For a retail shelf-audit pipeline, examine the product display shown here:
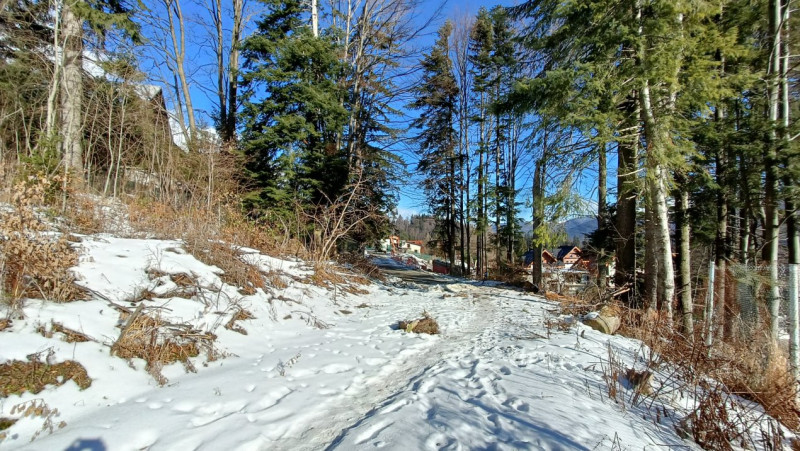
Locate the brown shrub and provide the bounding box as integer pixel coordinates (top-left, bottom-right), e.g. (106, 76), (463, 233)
(63, 194), (105, 234)
(183, 239), (265, 295)
(111, 309), (213, 385)
(612, 300), (800, 445)
(264, 270), (289, 289)
(0, 355), (91, 396)
(335, 252), (385, 282)
(0, 417), (16, 431)
(0, 176), (85, 305)
(398, 312), (439, 335)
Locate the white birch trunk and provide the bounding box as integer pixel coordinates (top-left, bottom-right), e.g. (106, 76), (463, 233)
(61, 0), (83, 174)
(167, 0), (196, 140)
(705, 260), (716, 348)
(765, 0), (782, 343)
(44, 0), (63, 140)
(311, 0), (319, 37)
(789, 264), (799, 399)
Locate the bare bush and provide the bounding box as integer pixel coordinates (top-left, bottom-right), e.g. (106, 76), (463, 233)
(0, 176), (84, 307)
(111, 307), (216, 385)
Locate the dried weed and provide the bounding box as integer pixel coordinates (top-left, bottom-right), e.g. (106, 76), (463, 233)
(398, 311), (439, 335)
(0, 176), (85, 305)
(111, 309), (215, 385)
(37, 321), (90, 343)
(0, 353), (91, 397)
(224, 308), (254, 335)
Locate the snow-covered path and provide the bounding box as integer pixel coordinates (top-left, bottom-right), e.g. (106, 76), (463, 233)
(2, 238), (698, 450)
(329, 286), (690, 450)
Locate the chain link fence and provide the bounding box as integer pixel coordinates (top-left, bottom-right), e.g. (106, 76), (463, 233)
(725, 263), (794, 340)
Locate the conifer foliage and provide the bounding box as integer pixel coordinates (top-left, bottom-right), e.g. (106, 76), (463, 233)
(410, 21), (460, 273)
(240, 0), (348, 214)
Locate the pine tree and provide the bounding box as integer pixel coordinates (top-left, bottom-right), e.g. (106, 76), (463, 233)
(240, 0), (348, 214)
(469, 7), (494, 279)
(410, 21), (459, 273)
(510, 0), (754, 317)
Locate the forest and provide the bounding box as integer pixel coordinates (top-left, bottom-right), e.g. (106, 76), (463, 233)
(1, 0), (799, 437)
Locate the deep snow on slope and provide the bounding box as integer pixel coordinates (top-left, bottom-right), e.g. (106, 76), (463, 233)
(0, 235), (783, 450)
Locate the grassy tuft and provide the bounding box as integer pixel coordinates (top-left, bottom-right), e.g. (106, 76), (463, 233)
(0, 356), (91, 397)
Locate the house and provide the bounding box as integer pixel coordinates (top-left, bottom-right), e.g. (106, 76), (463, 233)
(404, 240), (424, 254)
(522, 249), (557, 270)
(381, 236), (402, 253)
(543, 250), (557, 265)
(554, 245), (582, 269)
(381, 236), (425, 254)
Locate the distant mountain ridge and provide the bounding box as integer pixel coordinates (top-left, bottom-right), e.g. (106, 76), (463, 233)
(519, 216), (598, 245)
(563, 216), (597, 243)
(395, 214), (598, 246)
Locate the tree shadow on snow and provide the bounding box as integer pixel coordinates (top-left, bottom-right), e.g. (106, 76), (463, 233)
(63, 438), (107, 451)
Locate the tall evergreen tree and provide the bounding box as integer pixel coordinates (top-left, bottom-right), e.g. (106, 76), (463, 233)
(240, 0), (348, 214)
(469, 7), (494, 278)
(410, 21), (459, 272)
(510, 0), (753, 317)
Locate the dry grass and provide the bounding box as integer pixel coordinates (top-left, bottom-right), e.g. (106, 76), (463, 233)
(306, 263), (372, 295)
(111, 309), (215, 385)
(335, 252), (385, 282)
(145, 270), (196, 299)
(264, 270), (289, 289)
(0, 318), (10, 332)
(0, 176), (85, 305)
(558, 272), (799, 449)
(182, 239), (266, 296)
(37, 321), (90, 343)
(398, 312), (439, 335)
(0, 418), (16, 431)
(0, 355), (91, 397)
(62, 194), (105, 234)
(224, 308), (255, 335)
(602, 304), (799, 448)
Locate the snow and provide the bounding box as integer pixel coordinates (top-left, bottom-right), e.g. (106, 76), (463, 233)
(0, 235), (788, 450)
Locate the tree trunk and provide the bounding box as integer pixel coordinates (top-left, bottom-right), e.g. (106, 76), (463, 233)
(640, 80), (675, 318)
(781, 3), (797, 393)
(644, 194), (658, 313)
(225, 0), (243, 144)
(45, 0), (63, 141)
(61, 0), (83, 175)
(715, 106), (730, 340)
(168, 0), (196, 140)
(212, 0), (227, 141)
(597, 142), (608, 289)
(311, 0), (319, 38)
(614, 104), (638, 305)
(495, 104), (502, 272)
(449, 132), (457, 275)
(675, 178), (693, 337)
(531, 158), (545, 291)
(764, 0), (782, 343)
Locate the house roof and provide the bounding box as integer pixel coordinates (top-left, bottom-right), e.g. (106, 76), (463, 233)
(522, 249), (557, 267)
(555, 245), (581, 260)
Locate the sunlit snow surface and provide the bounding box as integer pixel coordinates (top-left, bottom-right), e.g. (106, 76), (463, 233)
(0, 236), (784, 450)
